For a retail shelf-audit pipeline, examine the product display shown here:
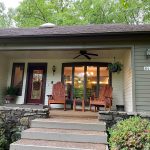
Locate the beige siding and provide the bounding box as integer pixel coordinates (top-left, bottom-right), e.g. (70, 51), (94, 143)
(8, 58), (124, 107)
(0, 55), (10, 104)
(123, 50), (133, 112)
(134, 45), (150, 112)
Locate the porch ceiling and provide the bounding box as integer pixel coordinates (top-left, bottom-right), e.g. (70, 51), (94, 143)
(1, 49), (128, 59)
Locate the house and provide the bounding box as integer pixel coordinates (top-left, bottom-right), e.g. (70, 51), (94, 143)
(0, 24), (150, 112)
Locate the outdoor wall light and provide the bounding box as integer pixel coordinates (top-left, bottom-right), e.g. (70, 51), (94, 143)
(52, 65), (56, 75)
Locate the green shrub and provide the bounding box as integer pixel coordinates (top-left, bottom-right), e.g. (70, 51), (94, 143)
(5, 86), (18, 96)
(108, 116), (150, 150)
(0, 118), (21, 150)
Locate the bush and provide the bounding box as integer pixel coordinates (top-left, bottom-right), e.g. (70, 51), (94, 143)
(108, 116), (150, 150)
(0, 118), (21, 150)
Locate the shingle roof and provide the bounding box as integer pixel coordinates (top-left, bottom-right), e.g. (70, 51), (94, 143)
(0, 24), (149, 38)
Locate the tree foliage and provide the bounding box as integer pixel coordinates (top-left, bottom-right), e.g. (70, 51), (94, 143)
(0, 2), (15, 28)
(1, 0), (150, 28)
(76, 0), (150, 25)
(14, 0), (85, 27)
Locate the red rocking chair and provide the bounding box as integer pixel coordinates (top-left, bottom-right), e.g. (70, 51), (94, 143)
(47, 81), (66, 111)
(90, 85), (112, 111)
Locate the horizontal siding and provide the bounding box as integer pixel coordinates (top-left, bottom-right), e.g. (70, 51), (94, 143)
(134, 45), (150, 112)
(135, 51), (147, 55)
(135, 63), (150, 67)
(135, 71), (150, 75)
(135, 77), (150, 81)
(134, 45), (150, 48)
(136, 101), (150, 105)
(135, 56), (147, 60)
(136, 89), (150, 94)
(136, 74), (150, 78)
(136, 82), (150, 86)
(135, 58), (146, 62)
(136, 97), (150, 101)
(137, 106), (150, 112)
(135, 66), (149, 70)
(135, 94), (150, 98)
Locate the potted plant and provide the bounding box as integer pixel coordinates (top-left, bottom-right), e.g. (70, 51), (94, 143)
(108, 57), (123, 73)
(5, 86), (18, 103)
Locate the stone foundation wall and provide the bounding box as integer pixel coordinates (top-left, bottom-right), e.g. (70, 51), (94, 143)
(0, 106), (49, 130)
(99, 111), (150, 129)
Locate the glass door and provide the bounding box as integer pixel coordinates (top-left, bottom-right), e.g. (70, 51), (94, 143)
(62, 63), (111, 105)
(63, 67), (72, 100)
(74, 66), (84, 100)
(86, 66), (97, 100)
(26, 63), (47, 104)
(99, 67), (109, 84)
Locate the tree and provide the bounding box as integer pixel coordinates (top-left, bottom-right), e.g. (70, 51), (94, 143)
(15, 0), (85, 27)
(116, 0), (150, 24)
(0, 2), (15, 28)
(76, 0), (150, 25)
(14, 0), (150, 27)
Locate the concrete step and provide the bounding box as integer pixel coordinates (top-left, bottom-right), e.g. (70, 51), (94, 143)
(21, 128), (107, 144)
(10, 139), (107, 150)
(31, 118), (106, 131)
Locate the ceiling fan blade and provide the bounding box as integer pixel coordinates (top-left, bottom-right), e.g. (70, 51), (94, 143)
(84, 54), (91, 60)
(86, 52), (98, 56)
(73, 54), (81, 59)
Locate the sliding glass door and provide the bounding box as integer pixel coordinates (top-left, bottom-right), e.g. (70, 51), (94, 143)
(86, 66), (97, 100)
(62, 63), (111, 103)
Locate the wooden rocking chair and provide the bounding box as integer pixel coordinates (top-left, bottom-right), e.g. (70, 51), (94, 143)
(90, 85), (112, 111)
(105, 86), (113, 110)
(47, 81), (66, 111)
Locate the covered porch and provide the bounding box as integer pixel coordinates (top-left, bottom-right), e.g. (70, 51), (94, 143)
(0, 47), (133, 112)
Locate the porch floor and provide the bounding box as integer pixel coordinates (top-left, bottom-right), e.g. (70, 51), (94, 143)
(50, 109), (98, 119)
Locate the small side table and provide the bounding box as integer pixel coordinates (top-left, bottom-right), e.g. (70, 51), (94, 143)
(73, 99), (85, 112)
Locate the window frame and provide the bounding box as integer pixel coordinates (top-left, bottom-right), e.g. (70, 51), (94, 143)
(61, 62), (112, 100)
(11, 63), (25, 96)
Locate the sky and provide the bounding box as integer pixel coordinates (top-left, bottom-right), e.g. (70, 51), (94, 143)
(1, 0), (22, 9)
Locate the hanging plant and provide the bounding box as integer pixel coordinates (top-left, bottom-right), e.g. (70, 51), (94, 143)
(108, 57), (123, 73)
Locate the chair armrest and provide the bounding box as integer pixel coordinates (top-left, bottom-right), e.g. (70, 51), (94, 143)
(47, 95), (53, 100)
(105, 96), (112, 99)
(90, 95), (98, 101)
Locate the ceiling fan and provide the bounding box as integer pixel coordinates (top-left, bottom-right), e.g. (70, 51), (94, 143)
(73, 50), (98, 60)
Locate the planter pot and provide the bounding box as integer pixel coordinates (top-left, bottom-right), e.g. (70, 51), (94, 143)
(5, 95), (16, 103)
(116, 105), (124, 111)
(111, 66), (118, 72)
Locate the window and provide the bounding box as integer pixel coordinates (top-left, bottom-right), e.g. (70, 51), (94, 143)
(11, 63), (25, 96)
(64, 67), (72, 99)
(62, 62), (111, 102)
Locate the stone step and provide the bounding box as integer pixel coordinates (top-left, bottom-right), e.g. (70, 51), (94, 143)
(21, 128), (107, 144)
(50, 110), (97, 119)
(31, 118), (106, 131)
(10, 139), (107, 150)
(4, 104), (44, 109)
